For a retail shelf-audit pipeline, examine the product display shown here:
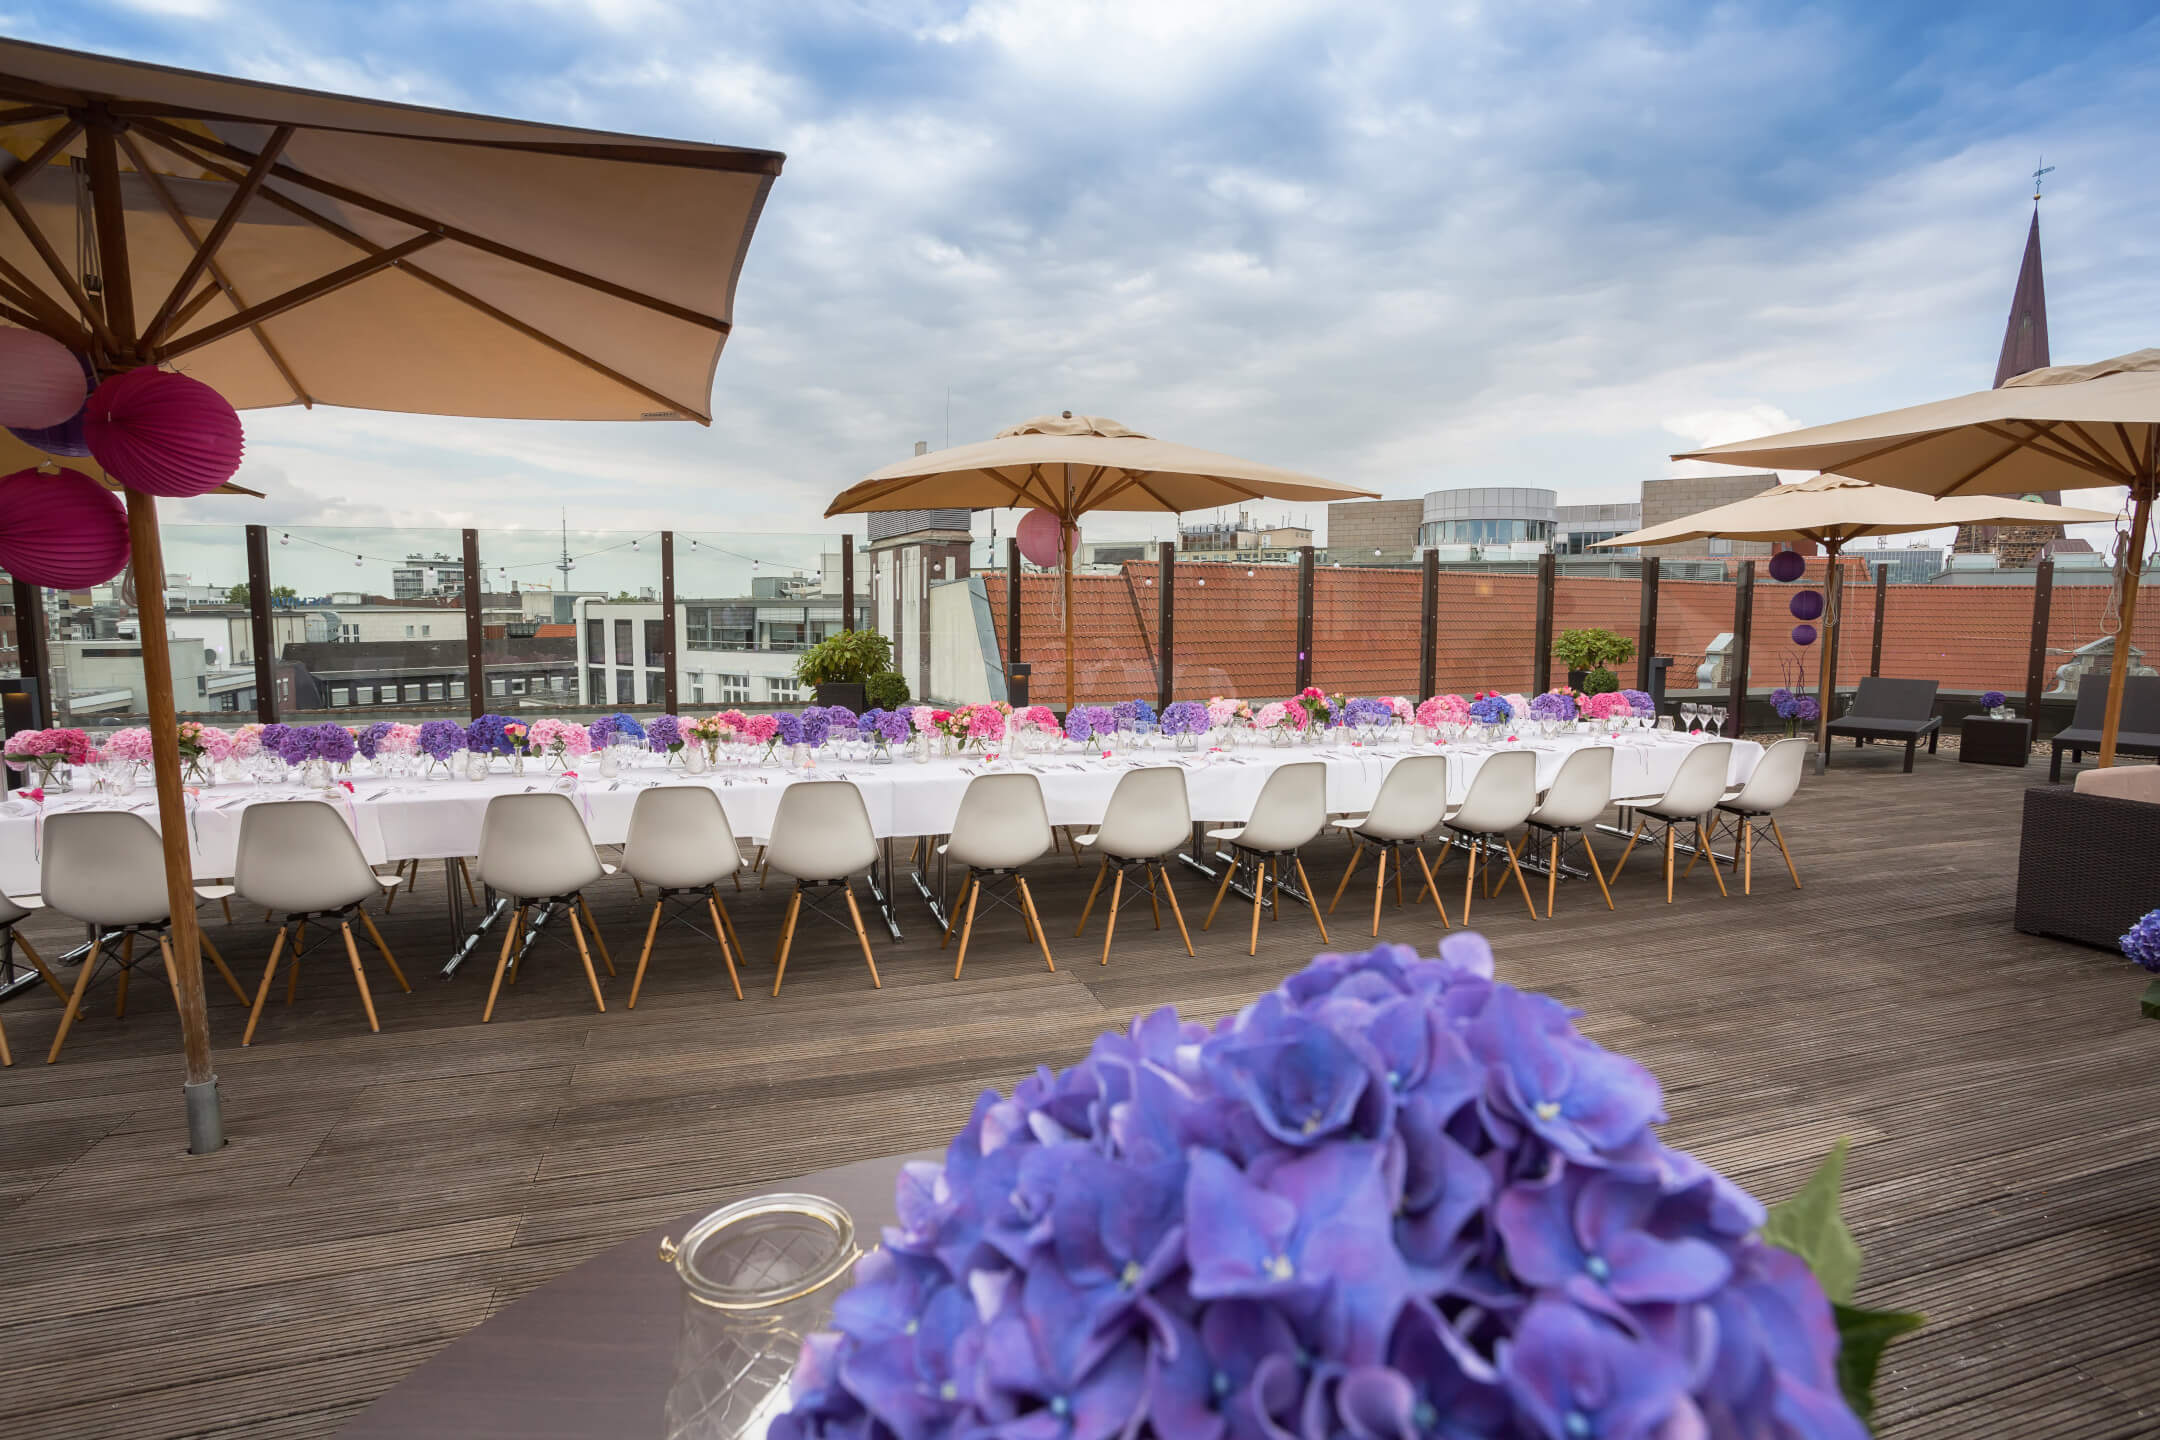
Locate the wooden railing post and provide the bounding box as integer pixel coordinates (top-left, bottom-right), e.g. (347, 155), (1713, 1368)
(1295, 546), (1315, 692)
(1636, 556), (1660, 690)
(840, 533), (854, 632)
(462, 528), (484, 720)
(1532, 551), (1556, 693)
(1729, 560), (1755, 730)
(2025, 555), (2055, 714)
(660, 530), (678, 715)
(1005, 538), (1022, 674)
(1418, 547), (1439, 701)
(244, 524), (276, 721)
(1156, 540), (1175, 711)
(11, 575), (46, 727)
(1869, 562), (1888, 677)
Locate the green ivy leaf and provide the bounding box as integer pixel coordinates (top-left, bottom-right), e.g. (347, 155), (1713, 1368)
(1763, 1138), (1862, 1305)
(2141, 977), (2160, 1021)
(1833, 1302), (1926, 1424)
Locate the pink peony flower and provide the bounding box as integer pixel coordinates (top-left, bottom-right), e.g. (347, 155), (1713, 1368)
(1583, 691), (1632, 721)
(966, 706), (1005, 740)
(1020, 705), (1059, 733)
(229, 724), (264, 759)
(377, 723), (421, 756)
(100, 728), (156, 765)
(741, 713), (779, 744)
(526, 717), (593, 756)
(1254, 701), (1287, 729)
(909, 706), (937, 734)
(1417, 694), (1471, 727)
(1205, 696), (1240, 728)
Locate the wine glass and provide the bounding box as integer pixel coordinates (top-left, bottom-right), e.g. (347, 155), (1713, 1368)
(1681, 703), (1699, 734)
(1712, 706), (1729, 738)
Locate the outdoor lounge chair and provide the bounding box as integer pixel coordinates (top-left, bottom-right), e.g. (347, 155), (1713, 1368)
(1824, 677), (1941, 772)
(2047, 673), (2160, 783)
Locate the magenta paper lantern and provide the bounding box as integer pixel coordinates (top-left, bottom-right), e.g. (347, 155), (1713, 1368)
(1789, 589), (1824, 621)
(1791, 623), (1817, 647)
(84, 366), (245, 498)
(1767, 549), (1806, 583)
(1017, 507), (1073, 568)
(0, 329), (91, 428)
(8, 347), (95, 456)
(0, 467), (131, 588)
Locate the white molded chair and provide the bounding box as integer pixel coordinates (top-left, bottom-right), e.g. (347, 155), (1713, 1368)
(940, 774), (1056, 978)
(1328, 754), (1452, 935)
(1525, 746), (1616, 917)
(1429, 749), (1539, 923)
(39, 811), (246, 1064)
(233, 800), (410, 1045)
(475, 792), (616, 1021)
(1709, 736), (1807, 894)
(1074, 766), (1195, 965)
(1614, 740), (1735, 903)
(620, 786), (747, 1007)
(764, 782), (882, 996)
(0, 892), (61, 1067)
(1202, 762), (1330, 955)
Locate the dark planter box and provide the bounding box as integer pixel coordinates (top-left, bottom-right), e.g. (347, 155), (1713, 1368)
(815, 682), (867, 713)
(2015, 785), (2160, 950)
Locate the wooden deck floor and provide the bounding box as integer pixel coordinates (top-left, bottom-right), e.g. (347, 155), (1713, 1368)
(1, 751), (2154, 1437)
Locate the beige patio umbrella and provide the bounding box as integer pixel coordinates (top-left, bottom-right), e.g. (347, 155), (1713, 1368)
(1595, 474), (2111, 761)
(825, 412), (1379, 707)
(0, 37), (780, 1151)
(1671, 350), (2160, 765)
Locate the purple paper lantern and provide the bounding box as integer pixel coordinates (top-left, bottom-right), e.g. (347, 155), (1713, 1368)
(1767, 549), (1806, 583)
(1791, 623), (1818, 646)
(1789, 589), (1824, 621)
(0, 467), (131, 587)
(84, 366), (245, 498)
(7, 347), (95, 457)
(0, 329), (91, 428)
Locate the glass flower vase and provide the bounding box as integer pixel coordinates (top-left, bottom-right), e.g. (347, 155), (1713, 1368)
(659, 1193), (860, 1440)
(32, 756), (71, 792)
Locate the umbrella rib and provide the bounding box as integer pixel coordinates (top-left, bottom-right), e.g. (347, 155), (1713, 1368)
(0, 104), (61, 126)
(1967, 422), (2134, 488)
(1128, 473), (1182, 513)
(3, 115), (79, 184)
(138, 123), (292, 349)
(155, 233), (445, 362)
(135, 117), (734, 336)
(1070, 466), (1111, 513)
(0, 124), (113, 353)
(120, 130), (314, 406)
(138, 126), (711, 421)
(2010, 419), (2131, 480)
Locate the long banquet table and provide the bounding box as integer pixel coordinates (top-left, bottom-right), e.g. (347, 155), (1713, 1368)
(0, 731), (1758, 957)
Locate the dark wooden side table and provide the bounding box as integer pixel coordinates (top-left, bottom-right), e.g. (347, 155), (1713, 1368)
(1960, 714), (2034, 768)
(339, 1150), (926, 1440)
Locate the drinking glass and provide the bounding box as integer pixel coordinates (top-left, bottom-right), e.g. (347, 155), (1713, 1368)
(1712, 706), (1729, 737)
(1656, 714), (1674, 733)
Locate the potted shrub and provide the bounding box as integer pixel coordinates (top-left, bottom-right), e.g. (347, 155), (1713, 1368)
(1552, 626), (1636, 694)
(864, 670), (910, 710)
(795, 629), (894, 713)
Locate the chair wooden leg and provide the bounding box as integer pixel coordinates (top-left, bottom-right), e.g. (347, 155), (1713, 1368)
(843, 884), (881, 988)
(632, 876), (645, 899)
(1202, 856), (1236, 931)
(481, 906), (522, 1022)
(1664, 827), (1676, 904)
(1394, 856), (1404, 909)
(114, 932), (134, 1018)
(707, 891), (744, 1000)
(199, 931), (248, 1003)
(1016, 877), (1057, 972)
(506, 908), (527, 983)
(944, 875), (975, 948)
(1770, 819), (1802, 888)
(287, 922), (305, 1002)
(1697, 823), (1728, 896)
(383, 863), (403, 912)
(1545, 835), (1560, 918)
(1101, 870), (1124, 966)
(341, 922), (382, 1032)
(627, 900), (664, 1009)
(715, 896), (748, 966)
(771, 890), (802, 996)
(579, 897), (615, 977)
(1412, 846), (1452, 928)
(1296, 857), (1329, 945)
(1073, 860), (1107, 938)
(1614, 819), (1645, 881)
(1247, 860), (1266, 957)
(1370, 849), (1387, 937)
(1462, 840), (1478, 923)
(1505, 838), (1538, 919)
(1156, 864), (1194, 956)
(1144, 866), (1162, 930)
(1413, 838), (1455, 906)
(16, 932), (69, 1003)
(952, 878), (981, 980)
(566, 905), (607, 1013)
(0, 1005), (8, 1065)
(1743, 822), (1754, 896)
(46, 929), (102, 1063)
(1329, 843), (1364, 915)
(458, 858), (478, 906)
(219, 895), (232, 924)
(242, 926), (287, 1046)
(1581, 834), (1614, 911)
(356, 909), (410, 992)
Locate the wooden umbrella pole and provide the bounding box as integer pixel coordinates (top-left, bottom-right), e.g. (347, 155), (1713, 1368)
(2099, 464), (2155, 767)
(1062, 510), (1077, 711)
(126, 491), (225, 1152)
(1813, 541), (1842, 768)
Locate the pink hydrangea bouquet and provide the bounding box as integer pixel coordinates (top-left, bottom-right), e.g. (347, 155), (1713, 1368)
(175, 721), (234, 780)
(99, 727), (157, 766)
(1583, 690), (1633, 722)
(1253, 701), (1288, 731)
(1417, 694), (1471, 729)
(526, 717), (594, 765)
(1205, 696), (1241, 729)
(1018, 705), (1059, 734)
(909, 706), (938, 734)
(3, 727), (93, 785)
(965, 704), (1007, 748)
(377, 722), (421, 756)
(229, 723), (265, 760)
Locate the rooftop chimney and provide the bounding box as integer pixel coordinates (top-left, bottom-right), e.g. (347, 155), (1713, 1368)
(914, 440), (929, 456)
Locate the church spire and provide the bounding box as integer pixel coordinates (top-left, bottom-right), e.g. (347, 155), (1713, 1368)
(1992, 203), (2050, 388)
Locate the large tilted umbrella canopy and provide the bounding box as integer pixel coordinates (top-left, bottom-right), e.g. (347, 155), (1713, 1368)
(0, 36), (781, 1151)
(825, 413), (1379, 707)
(1671, 351), (2160, 766)
(1595, 473), (2112, 759)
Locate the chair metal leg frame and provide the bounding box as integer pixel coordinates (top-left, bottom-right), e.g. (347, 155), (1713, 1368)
(626, 886), (744, 1009)
(1527, 824), (1614, 917)
(1435, 829), (1538, 922)
(1703, 810), (1802, 894)
(47, 923), (192, 1063)
(1329, 834), (1452, 934)
(771, 878), (882, 996)
(1074, 854), (1194, 964)
(243, 899), (412, 1045)
(479, 890), (607, 1021)
(1616, 814), (1727, 903)
(0, 924), (69, 1004)
(942, 867), (1057, 979)
(1201, 847), (1328, 955)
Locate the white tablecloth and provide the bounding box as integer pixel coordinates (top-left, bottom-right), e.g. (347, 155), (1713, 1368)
(0, 734), (1760, 894)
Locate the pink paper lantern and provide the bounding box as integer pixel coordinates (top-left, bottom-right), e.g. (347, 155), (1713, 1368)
(1017, 508), (1072, 568)
(0, 329), (91, 428)
(0, 467), (131, 588)
(7, 347), (95, 456)
(84, 366), (245, 498)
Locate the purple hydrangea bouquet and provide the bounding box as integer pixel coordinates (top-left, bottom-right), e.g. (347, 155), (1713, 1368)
(1771, 689), (1821, 737)
(1979, 690), (2007, 714)
(1528, 690), (1578, 724)
(1621, 689), (1656, 720)
(776, 938), (1915, 1440)
(1159, 700), (1210, 748)
(1467, 692), (1514, 728)
(1342, 696), (1394, 735)
(416, 719), (466, 774)
(2123, 907), (2160, 1020)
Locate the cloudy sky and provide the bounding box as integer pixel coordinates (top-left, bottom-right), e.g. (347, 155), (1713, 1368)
(24, 0), (2160, 582)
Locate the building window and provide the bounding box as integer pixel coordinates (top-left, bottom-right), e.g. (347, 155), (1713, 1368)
(330, 687), (349, 706)
(766, 675), (801, 703)
(585, 617), (604, 663)
(615, 669), (634, 705)
(354, 685), (373, 705)
(614, 618), (633, 661)
(690, 671), (705, 705)
(450, 680), (466, 700)
(426, 682), (446, 700)
(1707, 538), (1734, 557)
(549, 676), (568, 694)
(405, 625), (415, 637)
(686, 607), (711, 647)
(587, 667), (605, 700)
(643, 618), (665, 660)
(719, 673), (751, 704)
(511, 677), (528, 695)
(490, 677), (507, 696)
(646, 669), (664, 699)
(421, 624), (431, 637)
